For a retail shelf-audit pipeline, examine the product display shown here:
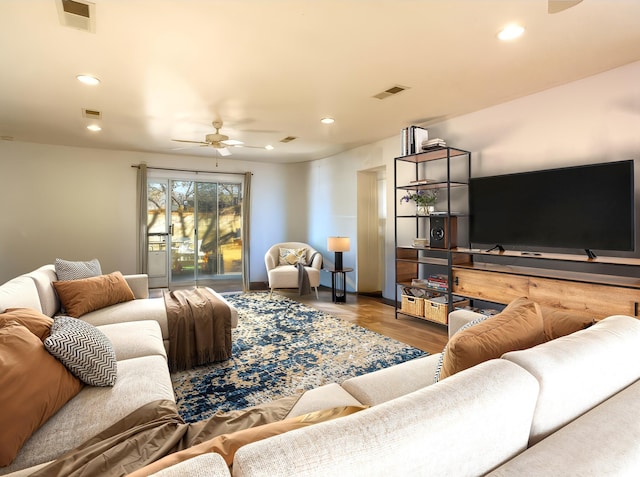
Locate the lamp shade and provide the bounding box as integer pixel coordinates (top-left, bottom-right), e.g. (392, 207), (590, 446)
(327, 236), (350, 252)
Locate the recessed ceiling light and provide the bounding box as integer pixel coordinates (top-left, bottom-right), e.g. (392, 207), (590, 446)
(320, 117), (335, 124)
(265, 145), (274, 150)
(498, 24), (525, 41)
(77, 75), (100, 85)
(86, 124), (101, 132)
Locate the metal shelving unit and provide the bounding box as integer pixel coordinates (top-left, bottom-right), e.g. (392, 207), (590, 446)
(394, 146), (471, 325)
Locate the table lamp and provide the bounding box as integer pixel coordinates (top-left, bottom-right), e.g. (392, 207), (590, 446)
(327, 236), (350, 270)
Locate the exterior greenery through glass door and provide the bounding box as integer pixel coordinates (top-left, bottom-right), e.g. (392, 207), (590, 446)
(147, 178), (242, 288)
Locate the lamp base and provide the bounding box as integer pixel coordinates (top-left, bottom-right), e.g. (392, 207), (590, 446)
(334, 252), (343, 271)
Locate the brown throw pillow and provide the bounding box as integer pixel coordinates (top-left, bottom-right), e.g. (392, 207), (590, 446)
(0, 321), (83, 466)
(0, 308), (54, 341)
(52, 271), (135, 318)
(539, 307), (597, 341)
(439, 297), (547, 380)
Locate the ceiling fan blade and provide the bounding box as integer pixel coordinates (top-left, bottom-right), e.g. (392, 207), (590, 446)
(548, 0), (582, 14)
(222, 139), (244, 146)
(171, 145), (200, 151)
(218, 147), (232, 157)
(172, 139), (208, 145)
(234, 144), (270, 150)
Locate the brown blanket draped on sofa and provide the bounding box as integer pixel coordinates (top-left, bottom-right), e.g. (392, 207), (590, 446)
(30, 397), (367, 477)
(29, 397), (298, 477)
(163, 288), (232, 371)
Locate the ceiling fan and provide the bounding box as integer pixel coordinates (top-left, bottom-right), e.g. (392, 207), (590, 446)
(548, 0), (582, 14)
(172, 120), (260, 156)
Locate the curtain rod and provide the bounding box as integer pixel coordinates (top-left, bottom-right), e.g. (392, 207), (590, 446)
(131, 165), (251, 176)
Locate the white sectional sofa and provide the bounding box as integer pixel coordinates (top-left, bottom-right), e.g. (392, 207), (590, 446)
(0, 264), (237, 475)
(151, 312), (640, 476)
(1, 317), (173, 476)
(8, 264), (238, 352)
(2, 263), (639, 476)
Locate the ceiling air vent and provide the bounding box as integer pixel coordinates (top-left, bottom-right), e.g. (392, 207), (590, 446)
(57, 0), (96, 32)
(280, 136), (297, 143)
(373, 85), (410, 100)
(82, 108), (101, 119)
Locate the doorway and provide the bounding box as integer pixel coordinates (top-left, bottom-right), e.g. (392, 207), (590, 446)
(356, 167), (386, 296)
(146, 174), (244, 291)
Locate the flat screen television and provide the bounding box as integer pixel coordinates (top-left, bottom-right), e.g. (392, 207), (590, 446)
(469, 160), (635, 255)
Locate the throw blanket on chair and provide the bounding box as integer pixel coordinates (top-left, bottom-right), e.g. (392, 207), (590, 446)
(295, 251), (319, 296)
(163, 288), (232, 371)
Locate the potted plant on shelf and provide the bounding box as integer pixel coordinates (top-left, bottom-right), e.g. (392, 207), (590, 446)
(400, 189), (438, 216)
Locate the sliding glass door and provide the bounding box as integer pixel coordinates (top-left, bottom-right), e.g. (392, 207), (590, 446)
(146, 173), (243, 291)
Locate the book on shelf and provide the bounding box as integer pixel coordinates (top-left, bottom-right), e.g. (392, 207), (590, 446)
(422, 138), (446, 150)
(401, 126), (429, 155)
(427, 274), (448, 291)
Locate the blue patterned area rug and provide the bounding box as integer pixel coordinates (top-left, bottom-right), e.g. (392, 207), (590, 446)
(171, 292), (427, 423)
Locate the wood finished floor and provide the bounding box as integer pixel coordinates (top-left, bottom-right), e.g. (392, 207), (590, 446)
(276, 288), (449, 355)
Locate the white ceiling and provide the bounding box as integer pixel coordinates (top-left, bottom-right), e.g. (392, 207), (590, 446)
(1, 0), (640, 164)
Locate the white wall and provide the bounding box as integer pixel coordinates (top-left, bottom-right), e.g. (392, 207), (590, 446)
(2, 60), (639, 294)
(0, 141), (297, 284)
(308, 60), (640, 299)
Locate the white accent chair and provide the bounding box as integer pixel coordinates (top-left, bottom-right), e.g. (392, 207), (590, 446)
(265, 242), (323, 298)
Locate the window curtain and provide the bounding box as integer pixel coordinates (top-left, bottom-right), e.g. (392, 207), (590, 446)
(242, 171), (252, 291)
(136, 163), (148, 274)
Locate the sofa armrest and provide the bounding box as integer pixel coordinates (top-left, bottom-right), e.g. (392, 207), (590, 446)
(123, 274), (149, 299)
(448, 309), (485, 339)
(341, 354), (442, 406)
(264, 254), (277, 272)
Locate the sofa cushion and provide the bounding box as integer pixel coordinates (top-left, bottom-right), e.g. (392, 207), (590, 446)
(278, 247), (307, 266)
(487, 379), (640, 477)
(25, 265), (60, 317)
(0, 321), (83, 466)
(502, 314), (640, 445)
(233, 360), (539, 477)
(44, 316), (118, 387)
(81, 297), (169, 345)
(98, 321), (167, 361)
(4, 354), (175, 474)
(436, 297), (546, 381)
(54, 257), (102, 281)
(539, 306), (596, 340)
(0, 308), (53, 341)
(52, 271), (135, 318)
(0, 275), (42, 314)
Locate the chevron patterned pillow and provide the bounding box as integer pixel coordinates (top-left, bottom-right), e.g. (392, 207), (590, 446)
(44, 316), (117, 387)
(55, 258), (102, 281)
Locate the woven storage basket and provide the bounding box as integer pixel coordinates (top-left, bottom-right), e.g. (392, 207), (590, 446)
(424, 297), (469, 324)
(401, 295), (424, 316)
